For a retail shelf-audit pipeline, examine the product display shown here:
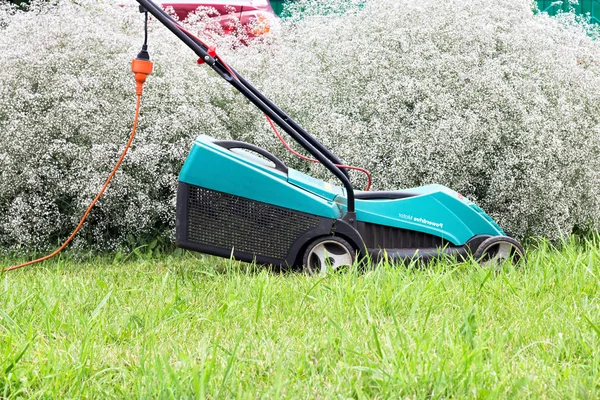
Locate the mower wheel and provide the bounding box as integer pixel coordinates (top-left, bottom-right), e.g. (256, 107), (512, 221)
(302, 236), (355, 275)
(473, 236), (525, 267)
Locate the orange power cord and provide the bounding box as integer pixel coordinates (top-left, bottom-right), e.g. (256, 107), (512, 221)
(3, 58), (153, 273)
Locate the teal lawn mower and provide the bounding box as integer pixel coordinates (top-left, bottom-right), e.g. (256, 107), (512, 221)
(136, 0), (525, 273)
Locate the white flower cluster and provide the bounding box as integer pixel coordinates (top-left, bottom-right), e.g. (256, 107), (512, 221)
(0, 0), (599, 252)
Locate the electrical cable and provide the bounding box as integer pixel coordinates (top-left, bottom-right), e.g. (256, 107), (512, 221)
(4, 43), (153, 273)
(3, 95), (143, 273)
(265, 115), (372, 191)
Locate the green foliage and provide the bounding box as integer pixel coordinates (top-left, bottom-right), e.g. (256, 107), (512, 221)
(7, 0), (29, 10)
(1, 238), (600, 397)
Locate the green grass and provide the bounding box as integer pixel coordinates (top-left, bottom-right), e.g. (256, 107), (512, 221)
(1, 238), (600, 399)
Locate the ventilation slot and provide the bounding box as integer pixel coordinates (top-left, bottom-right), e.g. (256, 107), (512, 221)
(186, 186), (320, 260)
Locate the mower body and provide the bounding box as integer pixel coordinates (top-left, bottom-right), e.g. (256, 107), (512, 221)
(176, 135), (504, 266)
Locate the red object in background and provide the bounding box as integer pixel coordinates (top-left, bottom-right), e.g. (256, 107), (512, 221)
(160, 0), (276, 36)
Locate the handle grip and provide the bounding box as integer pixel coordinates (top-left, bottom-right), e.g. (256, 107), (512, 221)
(214, 140), (288, 174)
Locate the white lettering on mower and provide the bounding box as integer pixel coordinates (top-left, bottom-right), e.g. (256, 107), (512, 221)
(398, 214), (444, 229)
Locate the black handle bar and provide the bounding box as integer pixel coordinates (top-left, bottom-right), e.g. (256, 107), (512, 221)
(214, 140), (288, 174)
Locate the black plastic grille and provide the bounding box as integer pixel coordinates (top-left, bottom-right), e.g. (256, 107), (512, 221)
(186, 186), (321, 259)
(357, 221), (449, 249)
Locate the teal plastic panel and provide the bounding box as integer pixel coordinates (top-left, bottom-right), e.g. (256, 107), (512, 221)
(337, 185), (505, 246)
(287, 169), (345, 201)
(180, 136), (505, 246)
(536, 0), (600, 24)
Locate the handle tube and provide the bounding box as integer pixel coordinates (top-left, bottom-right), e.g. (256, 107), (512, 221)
(213, 140), (288, 173)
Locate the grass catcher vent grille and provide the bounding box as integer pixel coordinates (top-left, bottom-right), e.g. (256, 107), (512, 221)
(357, 221), (450, 249)
(186, 185), (320, 259)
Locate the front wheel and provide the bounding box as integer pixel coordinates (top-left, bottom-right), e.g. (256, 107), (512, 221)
(302, 236), (355, 275)
(473, 236), (525, 267)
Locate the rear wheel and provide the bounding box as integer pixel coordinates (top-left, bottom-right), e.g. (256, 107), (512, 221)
(473, 236), (525, 267)
(302, 236), (355, 275)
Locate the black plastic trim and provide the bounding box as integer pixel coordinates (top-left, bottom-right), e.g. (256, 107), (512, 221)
(355, 191), (418, 200)
(357, 221), (450, 249)
(368, 246), (469, 263)
(285, 219), (334, 267)
(332, 218), (367, 259)
(465, 234), (492, 255)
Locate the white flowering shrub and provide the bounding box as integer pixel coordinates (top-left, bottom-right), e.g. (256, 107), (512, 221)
(1, 0), (600, 252)
(232, 0), (600, 240)
(0, 0), (263, 252)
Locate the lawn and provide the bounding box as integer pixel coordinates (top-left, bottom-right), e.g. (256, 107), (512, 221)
(1, 238), (599, 398)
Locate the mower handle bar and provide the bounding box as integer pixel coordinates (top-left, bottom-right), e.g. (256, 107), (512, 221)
(134, 0), (356, 214)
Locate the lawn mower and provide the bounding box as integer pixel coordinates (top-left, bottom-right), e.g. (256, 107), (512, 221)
(136, 0), (525, 273)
